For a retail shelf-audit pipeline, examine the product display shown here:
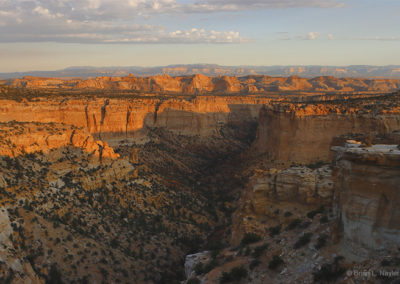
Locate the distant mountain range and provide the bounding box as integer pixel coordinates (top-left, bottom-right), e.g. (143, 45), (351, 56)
(1, 64), (400, 79)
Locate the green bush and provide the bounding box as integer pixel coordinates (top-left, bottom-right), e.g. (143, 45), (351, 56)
(294, 232), (313, 249)
(241, 233), (262, 245)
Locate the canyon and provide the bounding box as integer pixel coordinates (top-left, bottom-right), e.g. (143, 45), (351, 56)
(0, 77), (399, 283)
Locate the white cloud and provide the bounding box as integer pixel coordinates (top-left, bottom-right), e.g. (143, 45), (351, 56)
(298, 32), (320, 40)
(0, 0), (344, 44)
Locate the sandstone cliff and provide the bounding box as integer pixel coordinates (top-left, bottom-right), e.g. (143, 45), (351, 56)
(332, 141), (400, 258)
(0, 96), (271, 143)
(0, 121), (119, 159)
(4, 74), (400, 94)
(253, 99), (400, 166)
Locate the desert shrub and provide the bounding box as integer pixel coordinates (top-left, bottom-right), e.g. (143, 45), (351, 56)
(252, 243), (269, 258)
(319, 216), (329, 224)
(249, 259), (261, 270)
(313, 256), (345, 282)
(220, 266), (248, 283)
(294, 232), (313, 249)
(286, 219), (301, 231)
(307, 206), (325, 219)
(315, 234), (328, 250)
(194, 262), (204, 275)
(269, 224), (282, 237)
(284, 211), (293, 217)
(46, 264), (63, 284)
(268, 255), (284, 270)
(306, 161), (325, 169)
(187, 278), (201, 284)
(203, 259), (218, 274)
(241, 233), (261, 245)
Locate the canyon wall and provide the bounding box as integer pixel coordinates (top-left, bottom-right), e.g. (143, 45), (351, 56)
(332, 143), (400, 257)
(0, 121), (119, 159)
(253, 104), (400, 165)
(4, 74), (400, 94)
(0, 96), (270, 143)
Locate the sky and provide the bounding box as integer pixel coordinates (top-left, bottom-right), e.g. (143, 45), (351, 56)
(0, 0), (399, 72)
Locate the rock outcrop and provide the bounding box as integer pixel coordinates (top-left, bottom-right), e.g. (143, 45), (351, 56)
(0, 121), (119, 159)
(253, 100), (400, 165)
(0, 96), (270, 142)
(250, 166), (334, 216)
(332, 141), (400, 258)
(4, 74), (400, 94)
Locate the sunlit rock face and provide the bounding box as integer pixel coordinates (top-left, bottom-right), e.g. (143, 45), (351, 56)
(0, 96), (270, 143)
(333, 142), (400, 258)
(0, 121), (119, 159)
(253, 104), (400, 166)
(6, 74), (400, 94)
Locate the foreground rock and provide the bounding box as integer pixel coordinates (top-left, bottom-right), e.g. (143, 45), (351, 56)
(333, 141), (400, 258)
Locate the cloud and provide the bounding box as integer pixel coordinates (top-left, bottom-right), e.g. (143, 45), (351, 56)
(328, 33), (335, 40)
(184, 0), (345, 12)
(0, 0), (344, 44)
(298, 32), (320, 40)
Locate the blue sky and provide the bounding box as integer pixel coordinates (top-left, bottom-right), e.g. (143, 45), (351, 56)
(0, 0), (399, 72)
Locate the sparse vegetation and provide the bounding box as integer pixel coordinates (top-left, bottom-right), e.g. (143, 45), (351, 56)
(220, 266), (248, 283)
(294, 232), (313, 249)
(241, 233), (262, 245)
(268, 255), (284, 270)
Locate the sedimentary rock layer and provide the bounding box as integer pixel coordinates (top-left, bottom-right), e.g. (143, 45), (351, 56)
(4, 74), (400, 94)
(253, 102), (400, 165)
(332, 143), (400, 257)
(0, 96), (271, 142)
(0, 121), (119, 159)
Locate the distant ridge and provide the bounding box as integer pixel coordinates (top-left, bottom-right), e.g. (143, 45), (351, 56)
(1, 64), (400, 79)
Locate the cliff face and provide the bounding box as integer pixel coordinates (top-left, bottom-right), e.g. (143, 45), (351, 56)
(0, 121), (119, 159)
(5, 74), (400, 94)
(333, 143), (400, 257)
(251, 166), (334, 216)
(253, 103), (400, 165)
(0, 96), (270, 142)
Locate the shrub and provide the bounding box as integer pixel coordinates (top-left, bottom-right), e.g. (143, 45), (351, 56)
(203, 259), (218, 274)
(284, 211), (293, 217)
(252, 243), (269, 258)
(294, 232), (313, 249)
(220, 266), (248, 283)
(286, 219), (301, 231)
(315, 234), (328, 250)
(313, 256), (345, 282)
(187, 278), (201, 284)
(269, 224), (282, 237)
(307, 206), (325, 219)
(241, 233), (261, 245)
(249, 259), (261, 270)
(194, 262), (204, 275)
(306, 161), (325, 169)
(319, 216), (329, 224)
(268, 255), (284, 270)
